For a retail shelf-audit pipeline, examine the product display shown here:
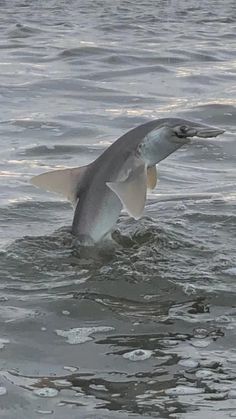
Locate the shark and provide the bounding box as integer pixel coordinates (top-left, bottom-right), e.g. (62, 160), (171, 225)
(31, 117), (224, 245)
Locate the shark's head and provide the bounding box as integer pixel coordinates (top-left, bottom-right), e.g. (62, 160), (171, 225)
(137, 123), (224, 166)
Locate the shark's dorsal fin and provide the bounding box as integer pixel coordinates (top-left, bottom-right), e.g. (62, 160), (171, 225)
(147, 165), (158, 190)
(31, 166), (87, 205)
(107, 163), (147, 220)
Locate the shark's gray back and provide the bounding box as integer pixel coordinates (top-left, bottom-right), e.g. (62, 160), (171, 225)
(93, 117), (209, 171)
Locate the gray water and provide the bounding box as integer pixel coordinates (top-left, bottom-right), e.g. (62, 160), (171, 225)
(0, 1), (236, 418)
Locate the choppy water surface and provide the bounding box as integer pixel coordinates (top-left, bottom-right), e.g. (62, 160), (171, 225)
(0, 1), (236, 418)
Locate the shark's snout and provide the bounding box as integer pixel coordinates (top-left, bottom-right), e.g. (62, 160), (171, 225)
(172, 123), (225, 142)
(194, 127), (225, 138)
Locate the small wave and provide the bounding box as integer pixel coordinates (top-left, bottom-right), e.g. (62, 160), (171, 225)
(7, 23), (42, 39)
(18, 144), (102, 157)
(82, 65), (170, 81)
(58, 45), (115, 59)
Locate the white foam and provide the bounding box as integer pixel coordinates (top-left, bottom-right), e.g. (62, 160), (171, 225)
(36, 410), (54, 415)
(193, 328), (208, 339)
(33, 388), (58, 398)
(123, 349), (153, 361)
(191, 339), (211, 348)
(53, 379), (72, 388)
(62, 310), (70, 316)
(165, 385), (205, 396)
(55, 326), (114, 344)
(195, 369), (215, 380)
(63, 366), (78, 372)
(178, 359), (199, 368)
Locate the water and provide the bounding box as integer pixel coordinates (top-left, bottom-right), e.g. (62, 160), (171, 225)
(0, 0), (236, 418)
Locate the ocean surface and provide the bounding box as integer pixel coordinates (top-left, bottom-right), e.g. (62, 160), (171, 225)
(0, 1), (236, 418)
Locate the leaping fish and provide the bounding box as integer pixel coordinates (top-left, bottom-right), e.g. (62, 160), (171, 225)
(31, 118), (224, 245)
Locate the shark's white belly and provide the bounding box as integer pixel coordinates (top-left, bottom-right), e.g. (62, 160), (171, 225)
(76, 189), (123, 244)
(90, 192), (122, 242)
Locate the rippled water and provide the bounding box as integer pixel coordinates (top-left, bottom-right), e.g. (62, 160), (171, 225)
(0, 1), (236, 418)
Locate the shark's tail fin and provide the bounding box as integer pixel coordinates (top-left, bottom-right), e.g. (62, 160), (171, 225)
(31, 165), (88, 206)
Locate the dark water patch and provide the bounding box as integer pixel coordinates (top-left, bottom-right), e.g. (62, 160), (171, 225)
(198, 17), (236, 24)
(7, 119), (99, 141)
(7, 23), (42, 39)
(2, 198), (234, 298)
(0, 41), (26, 50)
(0, 213), (236, 416)
(0, 201), (71, 249)
(58, 46), (116, 59)
(221, 32), (236, 40)
(10, 49), (55, 63)
(11, 119), (65, 130)
(82, 65), (171, 81)
(104, 53), (187, 66)
(184, 75), (217, 86)
(18, 144), (103, 157)
(185, 52), (223, 62)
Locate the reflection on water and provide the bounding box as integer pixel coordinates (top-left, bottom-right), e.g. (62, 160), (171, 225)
(0, 0), (236, 418)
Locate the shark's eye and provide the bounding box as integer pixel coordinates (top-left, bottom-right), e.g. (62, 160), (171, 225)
(175, 125), (189, 138)
(137, 143), (143, 154)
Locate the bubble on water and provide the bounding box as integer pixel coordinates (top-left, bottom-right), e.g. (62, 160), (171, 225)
(62, 310), (70, 316)
(90, 384), (108, 391)
(207, 382), (232, 393)
(53, 379), (72, 388)
(178, 359), (199, 368)
(191, 339), (211, 348)
(33, 387), (58, 398)
(55, 326), (114, 344)
(193, 328), (208, 339)
(182, 283), (197, 295)
(195, 369), (215, 379)
(207, 392), (228, 401)
(123, 349), (153, 361)
(161, 339), (179, 347)
(216, 315), (232, 324)
(0, 386), (7, 396)
(63, 366), (78, 372)
(35, 409), (54, 415)
(165, 385), (205, 396)
(200, 359), (220, 369)
(167, 406), (178, 413)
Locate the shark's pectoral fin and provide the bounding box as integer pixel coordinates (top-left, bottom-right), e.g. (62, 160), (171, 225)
(31, 166), (87, 205)
(147, 165), (158, 190)
(107, 164), (147, 220)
